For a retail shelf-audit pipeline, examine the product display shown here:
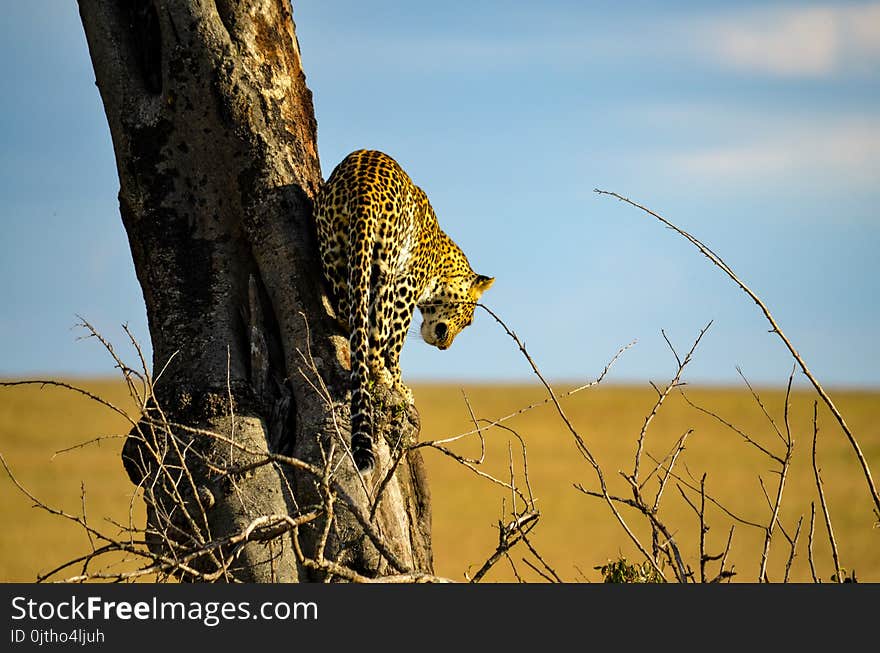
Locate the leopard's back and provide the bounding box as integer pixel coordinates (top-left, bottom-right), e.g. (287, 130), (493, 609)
(315, 149), (427, 329)
(314, 150), (493, 472)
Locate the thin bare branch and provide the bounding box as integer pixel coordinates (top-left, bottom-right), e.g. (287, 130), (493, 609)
(517, 527), (562, 583)
(480, 303), (666, 581)
(699, 474), (708, 584)
(595, 188), (879, 514)
(811, 402), (842, 583)
(758, 435), (793, 583)
(679, 390), (781, 464)
(632, 323), (712, 484)
(737, 367), (786, 447)
(808, 503), (819, 583)
(469, 511), (540, 583)
(709, 525), (736, 583)
(420, 339), (635, 448)
(647, 451), (765, 529)
(783, 516), (803, 583)
(521, 557), (554, 583)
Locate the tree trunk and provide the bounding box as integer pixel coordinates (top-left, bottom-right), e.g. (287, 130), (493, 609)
(78, 0), (432, 582)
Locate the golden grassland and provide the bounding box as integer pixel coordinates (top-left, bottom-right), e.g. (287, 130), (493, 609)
(1, 378), (877, 583)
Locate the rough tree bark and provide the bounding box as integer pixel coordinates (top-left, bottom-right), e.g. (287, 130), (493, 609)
(78, 0), (432, 581)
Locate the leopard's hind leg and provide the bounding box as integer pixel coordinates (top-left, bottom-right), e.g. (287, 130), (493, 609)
(382, 275), (417, 404)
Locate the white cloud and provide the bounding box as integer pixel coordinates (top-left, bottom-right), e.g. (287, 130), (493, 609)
(660, 116), (880, 187)
(303, 3), (880, 80)
(704, 3), (880, 77)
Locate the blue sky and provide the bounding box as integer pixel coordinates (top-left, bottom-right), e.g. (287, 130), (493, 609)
(1, 1), (878, 387)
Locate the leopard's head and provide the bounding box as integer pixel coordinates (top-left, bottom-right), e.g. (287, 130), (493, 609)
(419, 273), (494, 350)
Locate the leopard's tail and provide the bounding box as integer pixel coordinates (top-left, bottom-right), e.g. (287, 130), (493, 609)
(349, 207), (375, 472)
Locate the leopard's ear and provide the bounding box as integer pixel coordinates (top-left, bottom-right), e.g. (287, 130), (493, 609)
(472, 274), (495, 298)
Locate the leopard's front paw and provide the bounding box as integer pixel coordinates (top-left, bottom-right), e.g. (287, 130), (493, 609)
(373, 366), (395, 390)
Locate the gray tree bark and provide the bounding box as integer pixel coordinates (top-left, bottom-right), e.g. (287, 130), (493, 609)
(78, 0), (432, 582)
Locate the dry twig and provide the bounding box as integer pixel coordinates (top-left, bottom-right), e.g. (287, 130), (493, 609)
(811, 402), (843, 583)
(595, 189), (879, 515)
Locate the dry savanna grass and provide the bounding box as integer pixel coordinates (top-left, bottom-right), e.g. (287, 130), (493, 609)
(415, 382), (879, 583)
(0, 378), (877, 583)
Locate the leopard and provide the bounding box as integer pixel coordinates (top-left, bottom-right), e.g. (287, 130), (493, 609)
(314, 149), (494, 472)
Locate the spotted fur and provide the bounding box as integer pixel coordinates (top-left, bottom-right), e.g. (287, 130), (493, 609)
(314, 150), (494, 472)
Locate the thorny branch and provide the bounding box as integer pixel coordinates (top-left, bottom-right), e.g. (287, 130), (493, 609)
(811, 402), (843, 583)
(595, 188), (879, 516)
(477, 303), (667, 581)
